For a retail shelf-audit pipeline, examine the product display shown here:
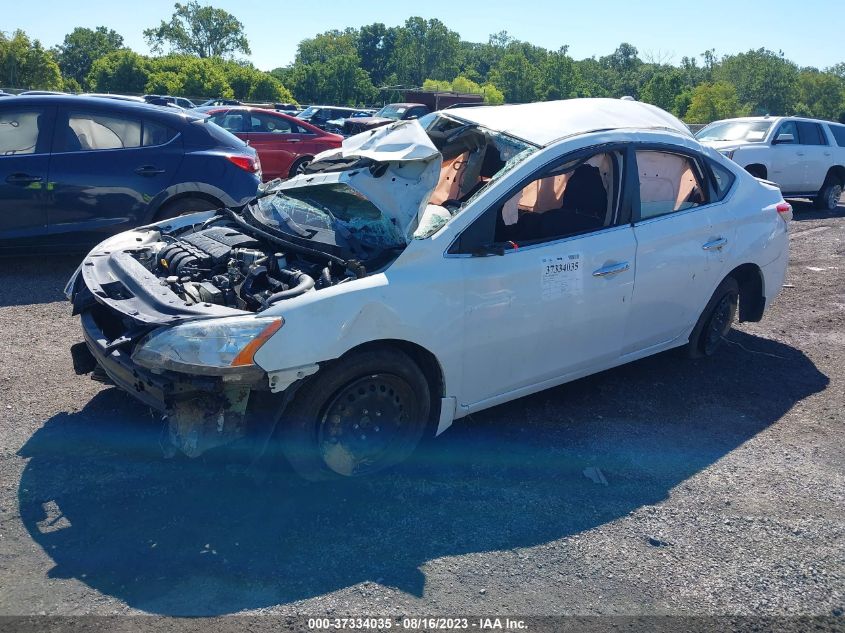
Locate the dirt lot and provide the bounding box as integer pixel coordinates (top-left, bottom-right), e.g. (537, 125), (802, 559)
(0, 201), (842, 619)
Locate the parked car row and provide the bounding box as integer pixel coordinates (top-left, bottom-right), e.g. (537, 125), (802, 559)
(696, 115), (845, 211)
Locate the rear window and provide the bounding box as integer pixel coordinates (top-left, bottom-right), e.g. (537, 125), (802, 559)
(829, 124), (845, 147)
(142, 120), (177, 146)
(201, 118), (247, 147)
(707, 159), (736, 200)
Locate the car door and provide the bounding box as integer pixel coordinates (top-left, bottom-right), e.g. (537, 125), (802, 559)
(768, 120), (804, 192)
(0, 104), (55, 247)
(624, 147), (732, 355)
(47, 107), (183, 245)
(453, 146), (637, 407)
(795, 121), (830, 192)
(241, 111), (301, 180)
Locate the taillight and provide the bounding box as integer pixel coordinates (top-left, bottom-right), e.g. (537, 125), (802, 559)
(226, 154), (258, 173)
(775, 202), (792, 214)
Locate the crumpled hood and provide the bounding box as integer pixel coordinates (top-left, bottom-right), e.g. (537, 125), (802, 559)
(276, 120), (442, 244)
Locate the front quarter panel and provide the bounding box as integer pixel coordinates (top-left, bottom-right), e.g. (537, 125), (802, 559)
(252, 235), (465, 397)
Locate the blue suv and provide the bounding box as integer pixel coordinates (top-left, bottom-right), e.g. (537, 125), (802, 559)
(0, 95), (261, 253)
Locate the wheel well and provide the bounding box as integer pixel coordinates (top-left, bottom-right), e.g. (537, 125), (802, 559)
(338, 340), (444, 400)
(745, 164), (767, 179)
(154, 192), (224, 219)
(824, 165), (845, 186)
(726, 264), (765, 322)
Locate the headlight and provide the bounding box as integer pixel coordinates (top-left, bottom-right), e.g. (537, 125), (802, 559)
(132, 316), (283, 375)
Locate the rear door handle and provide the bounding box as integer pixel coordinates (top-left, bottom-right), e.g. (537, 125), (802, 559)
(287, 138), (301, 143)
(135, 165), (166, 176)
(796, 152), (805, 156)
(702, 237), (728, 251)
(5, 173), (42, 185)
(592, 262), (630, 277)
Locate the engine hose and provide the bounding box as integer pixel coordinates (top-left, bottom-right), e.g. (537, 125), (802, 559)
(265, 269), (315, 304)
(224, 208), (348, 267)
(319, 266), (332, 288)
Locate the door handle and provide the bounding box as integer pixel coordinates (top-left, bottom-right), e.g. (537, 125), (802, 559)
(287, 139), (301, 143)
(134, 165), (166, 176)
(796, 152), (805, 156)
(702, 237), (728, 251)
(592, 262), (630, 277)
(5, 173), (42, 185)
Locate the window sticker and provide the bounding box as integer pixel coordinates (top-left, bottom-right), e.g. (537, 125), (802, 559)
(541, 253), (582, 300)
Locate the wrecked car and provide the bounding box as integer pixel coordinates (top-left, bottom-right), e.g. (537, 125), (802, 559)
(66, 98), (791, 479)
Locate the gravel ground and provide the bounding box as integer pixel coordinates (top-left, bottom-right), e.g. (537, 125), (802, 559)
(0, 201), (842, 620)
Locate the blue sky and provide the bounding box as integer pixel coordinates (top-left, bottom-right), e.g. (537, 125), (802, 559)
(15, 0), (845, 72)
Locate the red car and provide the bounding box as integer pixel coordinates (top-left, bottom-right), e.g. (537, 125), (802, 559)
(204, 106), (343, 181)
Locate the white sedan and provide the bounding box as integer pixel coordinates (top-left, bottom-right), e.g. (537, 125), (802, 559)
(67, 98), (792, 479)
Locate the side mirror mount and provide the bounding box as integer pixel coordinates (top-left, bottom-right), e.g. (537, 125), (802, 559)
(773, 132), (794, 144)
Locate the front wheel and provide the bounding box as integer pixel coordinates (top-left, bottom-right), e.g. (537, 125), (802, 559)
(276, 348), (431, 480)
(685, 277), (739, 358)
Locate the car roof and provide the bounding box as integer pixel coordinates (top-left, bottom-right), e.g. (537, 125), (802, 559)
(705, 115), (837, 126)
(446, 98), (691, 147)
(8, 94), (204, 121)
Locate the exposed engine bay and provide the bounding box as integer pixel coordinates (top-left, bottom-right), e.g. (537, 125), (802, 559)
(130, 220), (370, 312)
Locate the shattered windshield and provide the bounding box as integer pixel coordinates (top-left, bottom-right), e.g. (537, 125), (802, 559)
(253, 184), (405, 250)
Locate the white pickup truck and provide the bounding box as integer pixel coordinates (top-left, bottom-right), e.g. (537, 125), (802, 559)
(696, 116), (845, 210)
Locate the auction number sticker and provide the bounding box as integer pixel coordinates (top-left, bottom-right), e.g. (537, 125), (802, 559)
(541, 253), (582, 300)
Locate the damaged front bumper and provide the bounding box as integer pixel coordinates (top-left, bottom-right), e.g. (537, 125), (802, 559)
(75, 303), (268, 458)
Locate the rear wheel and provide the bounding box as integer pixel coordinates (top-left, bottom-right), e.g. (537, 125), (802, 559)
(814, 176), (843, 211)
(277, 348), (431, 480)
(685, 277), (739, 358)
(154, 196), (219, 221)
(289, 157), (312, 178)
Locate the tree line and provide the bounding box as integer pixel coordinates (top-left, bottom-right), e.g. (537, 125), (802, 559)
(2, 1), (844, 124)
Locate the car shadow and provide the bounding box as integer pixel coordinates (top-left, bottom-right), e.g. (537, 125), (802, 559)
(17, 331), (827, 615)
(788, 197), (844, 221)
(0, 255), (82, 307)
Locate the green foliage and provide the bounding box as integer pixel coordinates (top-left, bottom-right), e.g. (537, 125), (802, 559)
(392, 17), (461, 86)
(87, 49), (150, 93)
(716, 48), (798, 115)
(54, 26), (123, 88)
(796, 70), (845, 121)
(684, 81), (745, 123)
(0, 30), (63, 90)
(421, 76), (504, 104)
(144, 1), (250, 59)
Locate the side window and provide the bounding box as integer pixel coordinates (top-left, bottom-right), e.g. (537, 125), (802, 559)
(707, 159), (736, 201)
(636, 150), (707, 220)
(249, 113), (293, 133)
(0, 109), (45, 155)
(829, 124), (845, 147)
(493, 151), (620, 244)
(208, 112), (244, 133)
(66, 111), (141, 151)
(774, 121), (798, 144)
(796, 121), (827, 146)
(142, 120), (177, 146)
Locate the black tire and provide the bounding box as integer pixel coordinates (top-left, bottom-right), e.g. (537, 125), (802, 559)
(814, 176), (843, 211)
(154, 196), (218, 221)
(685, 277), (739, 358)
(288, 157), (312, 178)
(276, 348), (431, 480)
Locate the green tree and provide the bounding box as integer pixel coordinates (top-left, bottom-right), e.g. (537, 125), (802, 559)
(489, 47), (539, 103)
(796, 70), (844, 121)
(599, 42), (644, 97)
(357, 23), (397, 86)
(144, 1), (250, 59)
(538, 47), (575, 100)
(0, 30), (63, 90)
(716, 48), (798, 115)
(640, 67), (684, 112)
(684, 81), (744, 123)
(54, 26), (123, 88)
(87, 49), (150, 93)
(392, 17), (461, 86)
